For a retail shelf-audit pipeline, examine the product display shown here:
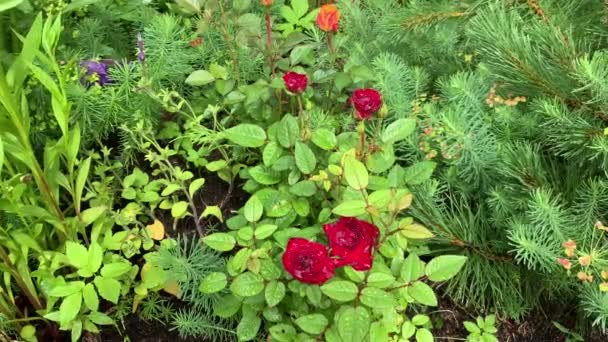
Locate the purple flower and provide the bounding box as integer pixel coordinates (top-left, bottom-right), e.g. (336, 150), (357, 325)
(80, 60), (113, 87)
(137, 33), (145, 62)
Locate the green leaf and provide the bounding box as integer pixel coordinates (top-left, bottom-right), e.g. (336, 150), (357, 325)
(402, 321), (416, 338)
(244, 195), (263, 222)
(230, 272), (264, 297)
(343, 156), (368, 190)
(202, 233), (236, 252)
(87, 242), (103, 274)
(464, 321), (481, 333)
(400, 223), (434, 240)
(265, 280), (286, 307)
(224, 124), (267, 147)
(412, 314), (430, 326)
(201, 205), (223, 222)
(249, 165), (282, 185)
(415, 328), (434, 342)
(289, 180), (317, 197)
(71, 320), (82, 342)
(237, 313), (261, 341)
(49, 282), (85, 297)
(200, 272), (228, 294)
(269, 324), (297, 342)
(0, 0), (24, 12)
(409, 281), (437, 307)
(93, 276), (121, 304)
(0, 136), (3, 177)
(290, 45), (314, 65)
(360, 287), (396, 309)
(189, 178), (206, 197)
(320, 280), (358, 302)
(295, 314), (328, 335)
(254, 224), (278, 240)
(161, 183), (181, 196)
(171, 201), (189, 218)
(366, 272), (395, 289)
(59, 292), (82, 326)
(213, 294), (242, 318)
(401, 253), (425, 282)
(82, 283), (99, 311)
(66, 242), (88, 269)
(80, 206), (107, 226)
(277, 115), (299, 148)
(332, 200), (366, 217)
(291, 0), (308, 17)
(263, 142), (283, 166)
(404, 161), (436, 185)
(382, 118), (416, 144)
(337, 306), (370, 342)
(295, 142), (317, 174)
(312, 129), (337, 150)
(100, 263), (131, 278)
(425, 255), (467, 282)
(88, 312), (114, 325)
(185, 70), (215, 86)
(75, 157), (91, 207)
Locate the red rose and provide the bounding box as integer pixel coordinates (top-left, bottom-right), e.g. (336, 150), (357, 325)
(283, 71), (308, 94)
(316, 4), (340, 33)
(282, 238), (335, 284)
(324, 217), (379, 271)
(350, 88), (382, 119)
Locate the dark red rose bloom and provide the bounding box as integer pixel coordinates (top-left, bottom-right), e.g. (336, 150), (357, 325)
(282, 238), (335, 284)
(324, 217), (379, 271)
(350, 88), (382, 119)
(283, 71), (308, 94)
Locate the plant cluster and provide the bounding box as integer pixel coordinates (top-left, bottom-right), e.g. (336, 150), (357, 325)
(2, 0), (608, 341)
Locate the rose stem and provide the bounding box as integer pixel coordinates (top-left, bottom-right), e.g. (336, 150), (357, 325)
(265, 8), (275, 77)
(327, 33), (336, 63)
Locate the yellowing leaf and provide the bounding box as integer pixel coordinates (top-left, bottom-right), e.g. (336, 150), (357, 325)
(400, 222), (434, 239)
(146, 219), (165, 240)
(163, 279), (181, 298)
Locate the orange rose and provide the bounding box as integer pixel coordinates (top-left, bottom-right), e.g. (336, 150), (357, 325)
(316, 4), (340, 32)
(260, 0), (273, 6)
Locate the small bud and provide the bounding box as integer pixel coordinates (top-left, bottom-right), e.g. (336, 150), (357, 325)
(379, 104), (388, 118)
(260, 0), (273, 6)
(579, 255), (592, 266)
(562, 239), (576, 250)
(577, 271), (593, 282)
(558, 258), (572, 270)
(565, 248), (575, 257)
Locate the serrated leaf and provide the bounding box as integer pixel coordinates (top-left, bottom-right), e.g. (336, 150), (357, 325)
(337, 306), (370, 342)
(224, 124), (266, 147)
(332, 200), (366, 217)
(237, 313), (261, 341)
(277, 115), (299, 148)
(254, 224), (278, 240)
(82, 283), (99, 311)
(94, 276), (121, 304)
(244, 195), (263, 222)
(400, 222), (434, 239)
(202, 233), (236, 252)
(59, 292), (82, 326)
(65, 241), (88, 269)
(401, 253), (425, 282)
(295, 314), (328, 335)
(367, 272), (395, 288)
(199, 272), (228, 294)
(230, 272), (264, 297)
(312, 129), (337, 150)
(295, 142), (317, 174)
(382, 118), (416, 144)
(343, 156), (368, 190)
(49, 282), (85, 297)
(80, 206), (107, 226)
(409, 281), (437, 306)
(263, 142), (283, 166)
(265, 281), (286, 307)
(320, 280), (358, 302)
(360, 287), (396, 309)
(404, 161), (436, 185)
(425, 255), (467, 282)
(100, 262), (131, 278)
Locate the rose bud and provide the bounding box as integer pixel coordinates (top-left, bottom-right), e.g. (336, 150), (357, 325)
(316, 4), (340, 32)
